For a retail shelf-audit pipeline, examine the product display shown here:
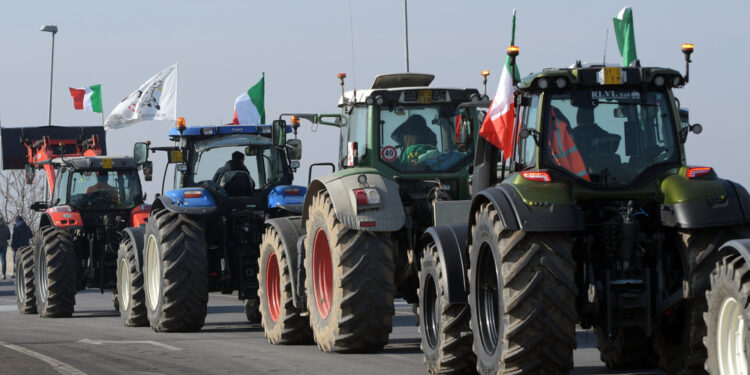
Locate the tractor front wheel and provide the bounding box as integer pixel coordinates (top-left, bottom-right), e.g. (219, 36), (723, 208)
(258, 226), (312, 344)
(469, 202), (577, 374)
(144, 209), (208, 332)
(15, 245), (36, 314)
(418, 241), (474, 374)
(35, 226), (76, 318)
(704, 252), (749, 375)
(117, 236), (147, 327)
(304, 190), (395, 352)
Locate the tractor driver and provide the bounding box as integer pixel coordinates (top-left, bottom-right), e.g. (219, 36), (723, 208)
(213, 151), (255, 194)
(391, 114), (438, 166)
(571, 106), (621, 171)
(86, 172), (119, 203)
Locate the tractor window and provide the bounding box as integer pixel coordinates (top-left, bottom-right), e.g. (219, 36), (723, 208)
(542, 88), (678, 186)
(340, 107), (368, 164)
(378, 104), (469, 173)
(516, 95), (539, 168)
(53, 169), (70, 205)
(193, 146), (262, 187)
(68, 170), (142, 209)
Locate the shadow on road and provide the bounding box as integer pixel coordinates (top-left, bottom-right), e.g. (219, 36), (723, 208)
(207, 305), (244, 314)
(71, 310), (119, 318)
(200, 321), (262, 333)
(380, 337), (421, 355)
(393, 314), (416, 328)
(572, 366), (662, 375)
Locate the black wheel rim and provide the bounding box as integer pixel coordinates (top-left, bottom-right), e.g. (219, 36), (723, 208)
(476, 243), (500, 354)
(423, 273), (439, 348)
(15, 260), (24, 301)
(38, 251), (48, 303)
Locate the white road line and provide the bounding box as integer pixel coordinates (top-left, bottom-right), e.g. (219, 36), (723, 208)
(0, 340), (87, 375)
(78, 338), (181, 351)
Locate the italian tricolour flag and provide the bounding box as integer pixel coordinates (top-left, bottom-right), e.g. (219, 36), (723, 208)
(69, 84), (103, 113)
(233, 74), (265, 125)
(479, 10), (520, 160)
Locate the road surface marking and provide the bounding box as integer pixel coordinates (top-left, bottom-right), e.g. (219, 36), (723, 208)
(0, 340), (87, 375)
(78, 338), (181, 351)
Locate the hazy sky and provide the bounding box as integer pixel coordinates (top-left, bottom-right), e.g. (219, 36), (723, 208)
(1, 0), (748, 195)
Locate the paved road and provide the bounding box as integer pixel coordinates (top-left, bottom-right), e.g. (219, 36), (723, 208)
(0, 279), (663, 374)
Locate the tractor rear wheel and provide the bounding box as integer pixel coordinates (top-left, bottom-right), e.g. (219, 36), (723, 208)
(117, 236), (147, 327)
(469, 202), (577, 374)
(418, 242), (474, 374)
(704, 252), (749, 375)
(595, 326), (658, 369)
(304, 190), (395, 352)
(15, 245), (36, 314)
(35, 226), (76, 318)
(144, 209), (208, 332)
(653, 226), (750, 374)
(258, 226), (312, 344)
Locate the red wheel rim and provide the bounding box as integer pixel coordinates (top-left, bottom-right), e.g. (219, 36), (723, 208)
(312, 228), (333, 319)
(266, 252), (281, 322)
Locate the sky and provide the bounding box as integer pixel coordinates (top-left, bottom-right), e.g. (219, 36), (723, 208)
(1, 0), (749, 196)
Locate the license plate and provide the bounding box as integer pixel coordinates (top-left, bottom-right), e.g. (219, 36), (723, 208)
(418, 90), (432, 104)
(102, 158), (113, 169)
(601, 67), (622, 85)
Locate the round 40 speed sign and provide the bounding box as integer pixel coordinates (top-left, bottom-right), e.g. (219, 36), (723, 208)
(381, 146), (398, 162)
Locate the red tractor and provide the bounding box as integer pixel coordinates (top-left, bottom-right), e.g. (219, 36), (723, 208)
(1, 126), (152, 317)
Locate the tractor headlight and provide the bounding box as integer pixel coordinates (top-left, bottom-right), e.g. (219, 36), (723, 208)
(536, 78), (549, 90)
(654, 75), (665, 87)
(555, 78), (567, 89)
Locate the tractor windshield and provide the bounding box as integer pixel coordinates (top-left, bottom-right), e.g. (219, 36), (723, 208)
(192, 134), (288, 189)
(68, 170), (142, 210)
(542, 88), (679, 186)
(378, 104), (470, 173)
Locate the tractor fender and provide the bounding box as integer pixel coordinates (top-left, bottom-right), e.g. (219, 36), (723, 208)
(717, 239), (750, 268)
(302, 173), (406, 232)
(470, 184), (584, 239)
(152, 193), (217, 216)
(265, 216), (305, 309)
(419, 225), (470, 305)
(661, 180), (750, 228)
(122, 226), (146, 273)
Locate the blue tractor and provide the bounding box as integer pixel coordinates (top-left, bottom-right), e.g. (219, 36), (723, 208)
(115, 118), (306, 331)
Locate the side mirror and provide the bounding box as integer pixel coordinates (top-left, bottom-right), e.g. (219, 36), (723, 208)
(133, 142), (149, 164)
(30, 201), (49, 212)
(24, 164), (35, 184)
(142, 160), (153, 181)
(286, 139), (302, 160)
(455, 113), (471, 151)
(272, 120), (287, 148)
(290, 160), (300, 170)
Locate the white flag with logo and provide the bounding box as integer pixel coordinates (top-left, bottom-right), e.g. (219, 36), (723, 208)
(104, 64), (178, 130)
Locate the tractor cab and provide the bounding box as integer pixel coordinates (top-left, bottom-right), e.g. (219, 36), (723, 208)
(336, 73), (484, 200)
(511, 65), (689, 188)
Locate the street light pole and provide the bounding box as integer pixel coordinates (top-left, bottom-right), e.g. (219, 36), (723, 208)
(403, 0), (409, 73)
(40, 25), (58, 127)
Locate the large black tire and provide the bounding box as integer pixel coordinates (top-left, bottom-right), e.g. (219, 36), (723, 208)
(653, 226), (750, 374)
(117, 236), (148, 327)
(469, 202), (577, 374)
(258, 226), (312, 344)
(304, 190), (395, 352)
(418, 242), (475, 374)
(144, 209), (208, 332)
(595, 327), (658, 369)
(35, 226), (76, 318)
(703, 252), (749, 375)
(15, 245), (36, 314)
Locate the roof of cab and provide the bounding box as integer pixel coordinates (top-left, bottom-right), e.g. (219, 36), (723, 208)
(50, 156), (138, 170)
(168, 124), (294, 138)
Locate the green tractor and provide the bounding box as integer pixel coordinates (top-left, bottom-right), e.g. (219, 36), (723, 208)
(258, 73), (485, 355)
(420, 44), (750, 374)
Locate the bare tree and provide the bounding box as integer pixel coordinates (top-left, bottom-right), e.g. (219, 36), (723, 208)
(0, 170), (46, 232)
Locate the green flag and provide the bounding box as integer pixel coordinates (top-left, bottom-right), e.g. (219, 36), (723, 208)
(613, 7), (637, 67)
(248, 73), (265, 124)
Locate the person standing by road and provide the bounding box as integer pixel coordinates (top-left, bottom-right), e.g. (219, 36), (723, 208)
(0, 217), (10, 279)
(10, 216), (32, 276)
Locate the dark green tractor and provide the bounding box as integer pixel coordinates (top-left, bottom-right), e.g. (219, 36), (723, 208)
(258, 73), (486, 356)
(422, 45), (750, 374)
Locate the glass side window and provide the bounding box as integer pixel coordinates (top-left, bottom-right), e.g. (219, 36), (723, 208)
(516, 95), (539, 168)
(53, 169), (70, 205)
(194, 146), (262, 187)
(543, 88), (678, 186)
(68, 170), (142, 209)
(340, 107), (368, 163)
(378, 104), (469, 172)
